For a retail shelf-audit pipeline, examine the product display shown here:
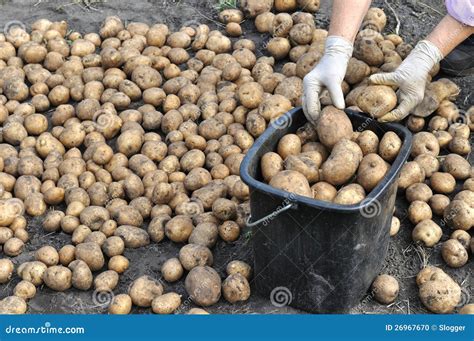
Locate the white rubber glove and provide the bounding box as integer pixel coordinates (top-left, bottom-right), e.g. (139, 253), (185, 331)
(302, 36), (353, 125)
(369, 40), (444, 122)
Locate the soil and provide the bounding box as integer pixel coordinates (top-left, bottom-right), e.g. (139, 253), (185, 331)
(0, 0), (472, 314)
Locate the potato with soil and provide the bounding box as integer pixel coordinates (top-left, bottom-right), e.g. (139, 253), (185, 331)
(189, 222), (219, 248)
(412, 220), (442, 247)
(441, 239), (468, 268)
(316, 106), (353, 149)
(334, 184), (366, 205)
(444, 200), (473, 231)
(43, 265), (72, 291)
(378, 132), (401, 163)
(185, 266), (221, 307)
(357, 153), (389, 192)
(161, 257), (184, 283)
(269, 170), (312, 197)
(398, 161), (425, 191)
(356, 85), (397, 118)
(0, 258), (14, 284)
(128, 275), (163, 307)
(408, 201), (432, 225)
(322, 139), (363, 186)
(69, 260), (93, 291)
(222, 273), (251, 304)
(114, 225), (150, 248)
(165, 215), (194, 243)
(74, 242), (105, 271)
(441, 154), (471, 180)
(0, 296), (27, 314)
(13, 280), (37, 300)
(371, 274), (399, 304)
(152, 292), (182, 314)
(430, 172), (456, 194)
(179, 244), (214, 271)
(418, 269), (461, 314)
(109, 294), (133, 315)
(311, 182), (337, 202)
(35, 246), (59, 266)
(18, 261), (47, 286)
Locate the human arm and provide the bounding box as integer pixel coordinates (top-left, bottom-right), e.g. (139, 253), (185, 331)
(302, 0), (372, 125)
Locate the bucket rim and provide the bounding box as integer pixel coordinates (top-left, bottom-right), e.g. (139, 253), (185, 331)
(240, 107), (413, 213)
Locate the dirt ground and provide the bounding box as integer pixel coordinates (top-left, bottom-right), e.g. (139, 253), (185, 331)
(0, 0), (472, 314)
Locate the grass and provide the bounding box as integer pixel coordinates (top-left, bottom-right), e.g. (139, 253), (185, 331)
(217, 0), (237, 11)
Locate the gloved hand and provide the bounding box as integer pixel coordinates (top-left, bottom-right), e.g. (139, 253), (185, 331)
(302, 36), (353, 125)
(369, 40), (444, 122)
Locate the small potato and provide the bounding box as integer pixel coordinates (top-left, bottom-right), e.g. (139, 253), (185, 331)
(212, 198), (237, 221)
(152, 292), (182, 314)
(13, 280), (36, 300)
(378, 131), (401, 162)
(94, 270), (119, 292)
(218, 221), (241, 242)
(161, 257), (184, 282)
(412, 220), (442, 247)
(35, 246), (59, 266)
(429, 194), (450, 216)
(441, 239), (468, 268)
(4, 237), (24, 256)
(430, 172), (456, 194)
(185, 266), (221, 307)
(356, 130), (379, 155)
(334, 184), (365, 205)
(311, 181), (337, 202)
(108, 255), (129, 274)
(238, 81), (263, 109)
(179, 244), (213, 271)
(371, 274), (399, 304)
(222, 273), (251, 303)
(444, 200), (474, 231)
(109, 294), (132, 315)
(406, 183), (433, 202)
(226, 260), (252, 280)
(69, 260), (93, 290)
(408, 201), (432, 224)
(390, 216), (400, 236)
(43, 265), (72, 291)
(0, 296), (27, 314)
(414, 154), (439, 178)
(356, 153), (389, 192)
(450, 230), (471, 250)
(316, 106), (353, 149)
(189, 222), (218, 248)
(102, 236), (125, 257)
(129, 275), (163, 307)
(0, 258), (14, 284)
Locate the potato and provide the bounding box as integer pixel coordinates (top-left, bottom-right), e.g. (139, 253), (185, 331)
(354, 37), (384, 66)
(371, 274), (399, 304)
(165, 215), (194, 243)
(316, 106), (353, 149)
(390, 216), (400, 236)
(266, 37), (291, 60)
(406, 183), (432, 202)
(412, 220), (442, 247)
(441, 154), (470, 180)
(185, 266), (221, 307)
(43, 265), (72, 291)
(441, 239), (468, 268)
(179, 244), (213, 271)
(269, 170), (311, 197)
(311, 181), (337, 202)
(378, 132), (401, 162)
(0, 258), (14, 283)
(450, 230), (471, 250)
(18, 261), (47, 286)
(161, 257), (184, 283)
(226, 260), (252, 280)
(189, 221), (218, 248)
(419, 270), (461, 314)
(109, 294), (132, 315)
(356, 130), (379, 155)
(69, 260), (93, 290)
(4, 237), (24, 256)
(334, 184), (365, 205)
(94, 270), (119, 292)
(0, 296), (27, 314)
(102, 236), (125, 257)
(357, 85), (397, 118)
(277, 134), (301, 160)
(408, 201), (432, 224)
(222, 273), (251, 304)
(430, 172), (456, 194)
(238, 82), (263, 109)
(129, 275), (163, 307)
(322, 139), (362, 186)
(108, 255), (129, 274)
(398, 161), (425, 191)
(35, 245), (59, 266)
(74, 242), (105, 271)
(414, 154), (439, 178)
(114, 225), (150, 248)
(411, 132), (440, 157)
(356, 153), (389, 192)
(152, 292), (182, 314)
(13, 280), (36, 300)
(444, 200), (473, 231)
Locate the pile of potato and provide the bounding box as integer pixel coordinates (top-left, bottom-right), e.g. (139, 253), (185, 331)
(262, 106), (402, 204)
(0, 0), (471, 315)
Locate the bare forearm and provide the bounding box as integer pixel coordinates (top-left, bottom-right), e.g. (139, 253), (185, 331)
(328, 0), (372, 43)
(427, 14), (474, 56)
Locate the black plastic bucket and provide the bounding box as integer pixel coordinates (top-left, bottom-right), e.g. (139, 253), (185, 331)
(240, 108), (412, 313)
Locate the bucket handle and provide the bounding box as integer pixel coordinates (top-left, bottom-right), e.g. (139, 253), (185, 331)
(246, 202), (296, 228)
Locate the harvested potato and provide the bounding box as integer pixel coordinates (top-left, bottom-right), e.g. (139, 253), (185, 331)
(418, 269), (461, 314)
(0, 258), (14, 284)
(179, 244), (213, 271)
(269, 170), (312, 197)
(378, 132), (401, 162)
(311, 181), (337, 202)
(108, 255), (129, 274)
(450, 230), (471, 250)
(428, 194), (450, 216)
(185, 266), (221, 307)
(69, 260), (93, 290)
(316, 106), (353, 149)
(43, 265), (72, 291)
(398, 161), (425, 191)
(430, 172), (456, 194)
(322, 139), (363, 186)
(74, 242), (105, 271)
(161, 257), (184, 282)
(356, 153), (389, 192)
(441, 154), (470, 180)
(408, 201), (432, 224)
(94, 270), (119, 292)
(222, 273), (251, 303)
(371, 274), (399, 304)
(412, 220), (442, 247)
(109, 294), (132, 315)
(129, 275), (163, 307)
(459, 304), (474, 314)
(389, 216), (400, 236)
(444, 200), (473, 231)
(152, 292), (182, 314)
(0, 296), (27, 314)
(441, 239), (468, 268)
(406, 183), (432, 202)
(334, 184), (365, 205)
(13, 280), (37, 300)
(357, 85), (397, 118)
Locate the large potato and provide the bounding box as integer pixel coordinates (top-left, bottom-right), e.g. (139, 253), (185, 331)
(185, 266), (221, 307)
(269, 170), (312, 197)
(321, 139), (363, 186)
(316, 106), (353, 149)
